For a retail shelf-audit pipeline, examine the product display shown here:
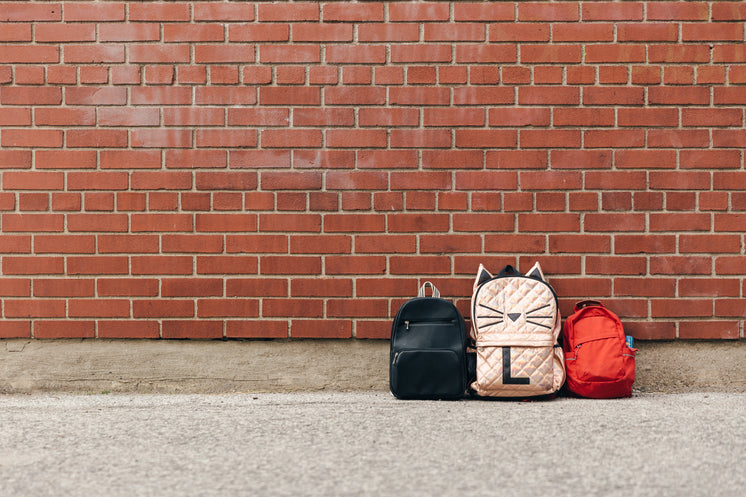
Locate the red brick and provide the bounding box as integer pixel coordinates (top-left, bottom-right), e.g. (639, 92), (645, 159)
(67, 172), (128, 191)
(455, 3), (514, 21)
(391, 44), (452, 63)
(195, 2), (254, 21)
(651, 299), (712, 318)
(67, 214), (127, 233)
(554, 23), (614, 42)
(625, 322), (676, 340)
(679, 321), (740, 340)
(96, 279), (157, 297)
(681, 150), (741, 169)
(0, 24), (31, 42)
(65, 87), (126, 106)
(134, 300), (194, 319)
(549, 235), (611, 253)
(291, 320), (351, 338)
(326, 256), (386, 275)
(584, 213), (646, 232)
(649, 45), (711, 63)
(2, 214), (64, 233)
(260, 87), (320, 106)
(390, 129), (451, 149)
(98, 321), (160, 339)
(3, 256), (64, 275)
(35, 321), (94, 339)
(164, 24), (224, 42)
(518, 2), (579, 21)
(423, 151), (483, 170)
(484, 234), (544, 253)
(261, 129), (322, 148)
(324, 214), (386, 233)
(1, 2), (61, 21)
(715, 87), (746, 105)
(100, 151), (160, 170)
(166, 150), (228, 169)
(260, 45), (320, 63)
(258, 3), (318, 21)
(649, 87), (710, 105)
(420, 234), (482, 254)
(616, 151), (677, 169)
(0, 321), (31, 339)
(454, 171), (517, 191)
(389, 2), (448, 21)
(648, 130), (710, 149)
(582, 2), (643, 21)
(64, 45), (124, 64)
(231, 150), (292, 170)
(650, 256), (712, 275)
(160, 321), (222, 339)
(518, 86), (579, 105)
(0, 235), (31, 254)
(131, 171), (191, 190)
(518, 213), (580, 232)
(129, 2), (189, 21)
(425, 23), (486, 42)
(67, 130), (128, 149)
(34, 235), (95, 255)
(490, 24), (549, 42)
(647, 2), (709, 21)
(197, 299), (258, 318)
(193, 214), (256, 233)
(2, 129), (63, 148)
(327, 45), (386, 64)
(359, 23), (419, 42)
(0, 45), (58, 63)
(36, 23), (95, 42)
(456, 44), (517, 63)
(229, 108), (288, 126)
(35, 151), (96, 170)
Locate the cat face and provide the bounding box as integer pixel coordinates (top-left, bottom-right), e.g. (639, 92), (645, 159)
(472, 262), (555, 335)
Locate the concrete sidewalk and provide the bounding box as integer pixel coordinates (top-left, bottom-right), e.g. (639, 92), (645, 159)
(1, 392), (744, 497)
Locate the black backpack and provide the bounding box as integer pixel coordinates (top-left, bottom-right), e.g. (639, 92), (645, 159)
(389, 282), (469, 400)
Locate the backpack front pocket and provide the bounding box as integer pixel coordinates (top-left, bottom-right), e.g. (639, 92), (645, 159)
(390, 349), (464, 399)
(473, 345), (554, 396)
(567, 337), (625, 382)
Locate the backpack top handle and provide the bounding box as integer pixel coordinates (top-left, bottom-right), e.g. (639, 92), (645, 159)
(418, 281), (440, 299)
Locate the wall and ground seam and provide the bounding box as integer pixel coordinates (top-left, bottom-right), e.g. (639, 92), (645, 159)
(0, 1), (744, 392)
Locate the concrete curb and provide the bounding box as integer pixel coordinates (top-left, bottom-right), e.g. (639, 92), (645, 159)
(2, 339), (745, 394)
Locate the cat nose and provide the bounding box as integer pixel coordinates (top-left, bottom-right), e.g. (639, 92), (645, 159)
(508, 313), (521, 322)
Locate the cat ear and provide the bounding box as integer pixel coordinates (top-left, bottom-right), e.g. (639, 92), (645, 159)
(474, 264), (492, 290)
(526, 261), (545, 282)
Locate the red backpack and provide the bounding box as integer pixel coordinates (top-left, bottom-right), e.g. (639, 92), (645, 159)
(562, 301), (637, 398)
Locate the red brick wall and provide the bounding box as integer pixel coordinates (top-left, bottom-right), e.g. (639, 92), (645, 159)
(1, 1), (745, 341)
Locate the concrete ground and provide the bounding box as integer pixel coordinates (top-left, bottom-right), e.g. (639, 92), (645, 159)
(0, 392), (744, 497)
(2, 339), (745, 394)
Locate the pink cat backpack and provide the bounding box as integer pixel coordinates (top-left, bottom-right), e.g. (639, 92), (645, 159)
(470, 263), (566, 398)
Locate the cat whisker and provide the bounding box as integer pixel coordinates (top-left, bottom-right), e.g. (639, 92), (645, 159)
(478, 303), (503, 314)
(526, 303), (551, 314)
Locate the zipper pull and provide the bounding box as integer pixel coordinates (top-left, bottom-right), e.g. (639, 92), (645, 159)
(404, 320), (410, 331)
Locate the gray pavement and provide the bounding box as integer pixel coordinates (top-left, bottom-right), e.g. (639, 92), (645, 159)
(0, 392), (744, 497)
